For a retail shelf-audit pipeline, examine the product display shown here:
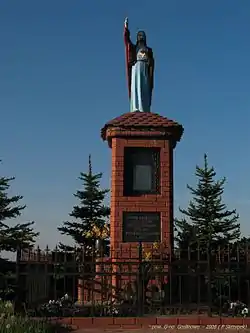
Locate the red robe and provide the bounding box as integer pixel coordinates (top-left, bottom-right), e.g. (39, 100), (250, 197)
(124, 27), (154, 103)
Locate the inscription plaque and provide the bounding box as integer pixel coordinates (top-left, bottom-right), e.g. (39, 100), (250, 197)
(122, 212), (161, 242)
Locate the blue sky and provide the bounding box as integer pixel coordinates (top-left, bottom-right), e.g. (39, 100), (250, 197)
(0, 0), (250, 250)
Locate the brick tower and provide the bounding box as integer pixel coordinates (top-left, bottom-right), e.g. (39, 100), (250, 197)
(101, 111), (183, 258)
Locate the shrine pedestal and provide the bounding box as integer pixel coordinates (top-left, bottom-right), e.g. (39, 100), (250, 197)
(77, 111), (183, 304)
(101, 111), (183, 258)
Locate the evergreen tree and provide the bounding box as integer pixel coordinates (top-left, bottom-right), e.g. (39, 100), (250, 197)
(0, 162), (39, 252)
(175, 154), (240, 250)
(1, 222), (39, 252)
(58, 155), (110, 253)
(0, 161), (39, 302)
(174, 155), (241, 308)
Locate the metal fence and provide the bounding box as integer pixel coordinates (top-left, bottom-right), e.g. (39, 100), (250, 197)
(13, 242), (250, 317)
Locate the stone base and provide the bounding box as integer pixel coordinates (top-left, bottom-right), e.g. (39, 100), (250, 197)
(55, 316), (250, 331)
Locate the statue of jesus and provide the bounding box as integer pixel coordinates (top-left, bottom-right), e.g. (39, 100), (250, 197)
(124, 17), (154, 113)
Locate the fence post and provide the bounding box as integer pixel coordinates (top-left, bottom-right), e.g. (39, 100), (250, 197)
(138, 241), (144, 316)
(14, 244), (23, 313)
(207, 244), (212, 317)
(78, 245), (85, 305)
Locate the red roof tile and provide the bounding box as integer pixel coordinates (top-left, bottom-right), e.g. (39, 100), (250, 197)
(101, 111), (183, 141)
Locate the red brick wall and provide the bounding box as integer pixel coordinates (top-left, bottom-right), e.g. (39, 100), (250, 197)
(110, 134), (174, 257)
(55, 316), (250, 331)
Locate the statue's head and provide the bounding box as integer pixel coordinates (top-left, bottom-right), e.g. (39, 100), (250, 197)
(136, 31), (146, 44)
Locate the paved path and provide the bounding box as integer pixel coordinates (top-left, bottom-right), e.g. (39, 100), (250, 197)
(74, 330), (151, 333)
(74, 328), (250, 333)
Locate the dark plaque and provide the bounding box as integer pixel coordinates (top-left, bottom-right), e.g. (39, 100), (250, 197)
(123, 147), (160, 196)
(122, 212), (161, 242)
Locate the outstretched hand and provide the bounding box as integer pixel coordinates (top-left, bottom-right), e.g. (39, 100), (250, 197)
(124, 17), (128, 29)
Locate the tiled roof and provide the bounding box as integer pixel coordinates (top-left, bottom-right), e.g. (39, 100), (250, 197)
(101, 111), (183, 140)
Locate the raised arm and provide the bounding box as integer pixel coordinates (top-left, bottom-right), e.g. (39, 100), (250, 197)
(124, 17), (132, 98)
(124, 17), (132, 46)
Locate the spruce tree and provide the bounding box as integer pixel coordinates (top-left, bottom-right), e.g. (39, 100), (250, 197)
(175, 154), (240, 250)
(58, 155), (110, 253)
(0, 161), (39, 301)
(0, 162), (38, 252)
(174, 155), (240, 308)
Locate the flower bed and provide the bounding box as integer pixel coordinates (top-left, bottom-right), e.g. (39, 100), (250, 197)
(30, 294), (140, 318)
(0, 300), (69, 333)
